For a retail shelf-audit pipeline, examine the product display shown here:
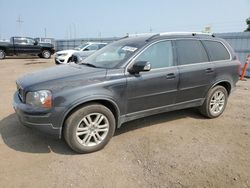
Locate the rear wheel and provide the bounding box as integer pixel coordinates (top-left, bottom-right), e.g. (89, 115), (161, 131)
(0, 49), (6, 59)
(41, 50), (51, 59)
(64, 104), (116, 153)
(199, 86), (228, 118)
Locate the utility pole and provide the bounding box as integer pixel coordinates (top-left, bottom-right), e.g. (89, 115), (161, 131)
(44, 28), (47, 38)
(16, 15), (24, 36)
(149, 26), (153, 33)
(98, 32), (101, 41)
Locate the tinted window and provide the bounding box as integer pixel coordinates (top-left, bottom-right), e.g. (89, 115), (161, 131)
(176, 40), (208, 65)
(135, 41), (173, 69)
(27, 38), (35, 45)
(202, 40), (230, 61)
(14, 38), (28, 44)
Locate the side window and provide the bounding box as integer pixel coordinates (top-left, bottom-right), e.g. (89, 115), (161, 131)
(202, 40), (230, 61)
(14, 38), (28, 45)
(27, 39), (35, 45)
(86, 44), (99, 51)
(176, 40), (208, 65)
(135, 41), (173, 69)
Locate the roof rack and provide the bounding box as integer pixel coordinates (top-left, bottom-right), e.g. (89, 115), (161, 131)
(159, 32), (213, 36)
(124, 33), (157, 38)
(120, 31), (215, 42)
(145, 32), (215, 42)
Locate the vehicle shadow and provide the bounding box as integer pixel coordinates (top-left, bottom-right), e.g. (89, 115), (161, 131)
(5, 56), (41, 59)
(115, 108), (205, 136)
(0, 109), (205, 155)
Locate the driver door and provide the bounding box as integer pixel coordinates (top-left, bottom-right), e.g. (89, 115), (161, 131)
(126, 40), (179, 114)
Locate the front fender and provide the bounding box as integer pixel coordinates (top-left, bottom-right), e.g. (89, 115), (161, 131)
(58, 94), (121, 129)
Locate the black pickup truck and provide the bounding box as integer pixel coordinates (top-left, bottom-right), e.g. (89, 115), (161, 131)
(0, 37), (55, 59)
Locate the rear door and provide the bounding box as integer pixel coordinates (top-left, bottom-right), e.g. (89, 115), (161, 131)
(14, 38), (40, 55)
(126, 40), (179, 114)
(175, 39), (215, 103)
(13, 37), (28, 54)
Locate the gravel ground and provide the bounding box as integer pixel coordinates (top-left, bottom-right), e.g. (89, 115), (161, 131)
(0, 57), (250, 188)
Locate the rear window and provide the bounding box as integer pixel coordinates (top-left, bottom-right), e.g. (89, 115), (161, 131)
(202, 40), (230, 61)
(176, 40), (209, 65)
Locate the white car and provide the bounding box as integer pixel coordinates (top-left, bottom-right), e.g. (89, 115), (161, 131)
(55, 42), (107, 64)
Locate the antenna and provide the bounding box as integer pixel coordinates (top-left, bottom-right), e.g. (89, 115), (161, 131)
(16, 15), (24, 36)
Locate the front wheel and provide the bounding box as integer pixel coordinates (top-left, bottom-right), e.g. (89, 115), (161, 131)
(199, 86), (228, 118)
(41, 50), (51, 59)
(64, 104), (116, 153)
(0, 49), (6, 59)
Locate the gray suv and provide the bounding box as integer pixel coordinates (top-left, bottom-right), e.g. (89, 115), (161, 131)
(13, 32), (240, 153)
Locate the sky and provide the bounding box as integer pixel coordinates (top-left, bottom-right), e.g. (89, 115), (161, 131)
(0, 0), (249, 40)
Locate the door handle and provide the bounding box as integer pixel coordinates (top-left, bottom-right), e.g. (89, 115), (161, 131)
(166, 73), (176, 79)
(205, 68), (214, 73)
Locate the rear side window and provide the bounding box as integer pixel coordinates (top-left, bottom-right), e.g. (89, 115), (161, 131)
(202, 40), (230, 61)
(14, 38), (28, 45)
(176, 40), (209, 65)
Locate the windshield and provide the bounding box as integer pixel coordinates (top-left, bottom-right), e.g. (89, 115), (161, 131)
(74, 43), (89, 51)
(81, 40), (144, 68)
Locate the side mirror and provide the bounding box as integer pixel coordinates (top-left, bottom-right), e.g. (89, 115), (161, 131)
(128, 61), (151, 74)
(34, 40), (38, 45)
(83, 48), (89, 51)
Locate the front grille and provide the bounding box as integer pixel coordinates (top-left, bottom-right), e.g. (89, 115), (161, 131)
(16, 83), (25, 102)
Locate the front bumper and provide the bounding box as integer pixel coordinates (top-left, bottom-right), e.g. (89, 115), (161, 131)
(55, 57), (65, 64)
(13, 92), (62, 138)
(54, 54), (71, 64)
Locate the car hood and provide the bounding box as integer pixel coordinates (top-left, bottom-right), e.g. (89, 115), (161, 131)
(56, 50), (77, 55)
(17, 64), (107, 91)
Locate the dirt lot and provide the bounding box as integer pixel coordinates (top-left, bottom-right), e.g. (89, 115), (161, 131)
(0, 57), (250, 188)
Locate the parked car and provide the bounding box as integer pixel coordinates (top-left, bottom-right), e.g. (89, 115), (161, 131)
(68, 52), (87, 64)
(13, 32), (240, 153)
(55, 42), (107, 64)
(0, 37), (55, 59)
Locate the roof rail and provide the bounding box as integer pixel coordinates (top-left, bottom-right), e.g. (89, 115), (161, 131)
(120, 31), (215, 42)
(159, 32), (211, 36)
(127, 33), (157, 37)
(120, 33), (156, 40)
(159, 32), (214, 36)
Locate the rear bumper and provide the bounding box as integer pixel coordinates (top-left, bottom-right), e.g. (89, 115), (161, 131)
(13, 92), (62, 138)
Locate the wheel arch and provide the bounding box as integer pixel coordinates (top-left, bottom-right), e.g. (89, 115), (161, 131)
(41, 47), (53, 53)
(211, 80), (232, 95)
(60, 98), (120, 136)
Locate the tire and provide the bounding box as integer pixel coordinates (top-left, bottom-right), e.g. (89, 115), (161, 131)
(0, 49), (6, 60)
(64, 104), (116, 153)
(199, 86), (228, 118)
(41, 50), (51, 59)
(67, 57), (72, 63)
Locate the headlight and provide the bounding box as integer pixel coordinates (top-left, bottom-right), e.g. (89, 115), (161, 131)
(26, 90), (52, 108)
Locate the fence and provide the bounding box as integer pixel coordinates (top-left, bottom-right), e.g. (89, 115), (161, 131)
(55, 32), (250, 76)
(55, 37), (119, 51)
